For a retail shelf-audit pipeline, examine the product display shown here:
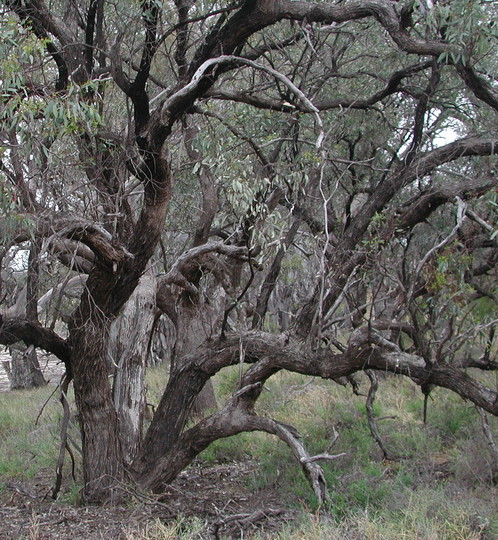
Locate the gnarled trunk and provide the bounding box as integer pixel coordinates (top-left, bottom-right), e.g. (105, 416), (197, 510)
(68, 269), (127, 504)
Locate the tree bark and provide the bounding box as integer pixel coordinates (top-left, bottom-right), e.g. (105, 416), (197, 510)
(70, 316), (125, 504)
(109, 270), (156, 464)
(68, 269), (126, 504)
(173, 292), (224, 417)
(9, 345), (45, 390)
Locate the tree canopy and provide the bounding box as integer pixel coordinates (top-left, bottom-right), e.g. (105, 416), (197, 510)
(0, 0), (496, 504)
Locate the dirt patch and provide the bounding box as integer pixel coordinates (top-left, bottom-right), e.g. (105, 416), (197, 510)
(0, 462), (295, 539)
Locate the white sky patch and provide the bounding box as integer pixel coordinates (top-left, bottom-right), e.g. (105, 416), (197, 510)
(432, 125), (461, 148)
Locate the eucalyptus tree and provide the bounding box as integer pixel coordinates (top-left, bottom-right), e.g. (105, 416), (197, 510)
(0, 0), (496, 504)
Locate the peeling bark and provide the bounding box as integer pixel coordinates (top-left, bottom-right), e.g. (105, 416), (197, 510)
(109, 270), (156, 464)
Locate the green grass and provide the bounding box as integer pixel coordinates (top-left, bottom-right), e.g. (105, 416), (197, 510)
(0, 365), (496, 539)
(201, 369), (498, 536)
(254, 497), (494, 540)
(0, 385), (65, 478)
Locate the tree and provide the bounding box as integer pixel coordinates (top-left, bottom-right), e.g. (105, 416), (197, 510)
(0, 0), (496, 504)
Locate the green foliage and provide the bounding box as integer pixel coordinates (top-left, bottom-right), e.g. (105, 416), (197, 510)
(424, 241), (472, 296)
(429, 0), (498, 68)
(0, 17), (104, 169)
(0, 183), (33, 243)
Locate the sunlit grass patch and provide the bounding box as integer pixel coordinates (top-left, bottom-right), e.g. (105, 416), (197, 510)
(253, 490), (494, 539)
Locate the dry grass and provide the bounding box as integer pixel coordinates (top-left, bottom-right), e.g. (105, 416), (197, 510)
(0, 365), (496, 539)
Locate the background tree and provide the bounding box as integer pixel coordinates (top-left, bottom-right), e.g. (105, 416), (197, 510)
(0, 0), (496, 504)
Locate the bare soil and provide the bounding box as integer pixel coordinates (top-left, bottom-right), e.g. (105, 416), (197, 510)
(0, 461), (295, 539)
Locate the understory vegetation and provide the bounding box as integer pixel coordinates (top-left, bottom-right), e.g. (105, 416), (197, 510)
(1, 365), (496, 539)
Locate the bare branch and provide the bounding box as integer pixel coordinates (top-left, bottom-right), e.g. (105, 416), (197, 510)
(164, 55), (324, 148)
(157, 242), (248, 293)
(0, 315), (70, 364)
(406, 197), (467, 300)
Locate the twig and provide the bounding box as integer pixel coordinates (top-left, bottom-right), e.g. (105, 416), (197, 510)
(300, 452), (346, 464)
(326, 426), (340, 451)
(365, 370), (397, 460)
(476, 406), (498, 483)
(51, 374), (72, 499)
(35, 378), (62, 426)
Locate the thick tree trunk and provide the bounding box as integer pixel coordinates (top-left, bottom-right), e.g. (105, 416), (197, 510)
(133, 365), (211, 478)
(68, 270), (127, 504)
(109, 270), (156, 463)
(65, 145), (171, 503)
(70, 318), (125, 504)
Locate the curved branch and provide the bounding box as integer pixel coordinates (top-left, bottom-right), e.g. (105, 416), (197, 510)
(137, 380), (331, 504)
(0, 315), (71, 364)
(165, 55), (324, 147)
(1, 213), (130, 270)
(395, 176), (496, 231)
(269, 0), (449, 56)
(206, 60), (433, 112)
(456, 62), (498, 113)
(157, 241), (248, 293)
(349, 137), (498, 247)
(47, 221), (132, 270)
(366, 350), (498, 415)
(203, 332), (498, 416)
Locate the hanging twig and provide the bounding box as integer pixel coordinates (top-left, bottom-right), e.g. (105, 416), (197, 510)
(476, 407), (498, 484)
(221, 256), (255, 338)
(35, 379), (61, 426)
(51, 374), (73, 499)
(365, 370), (397, 460)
